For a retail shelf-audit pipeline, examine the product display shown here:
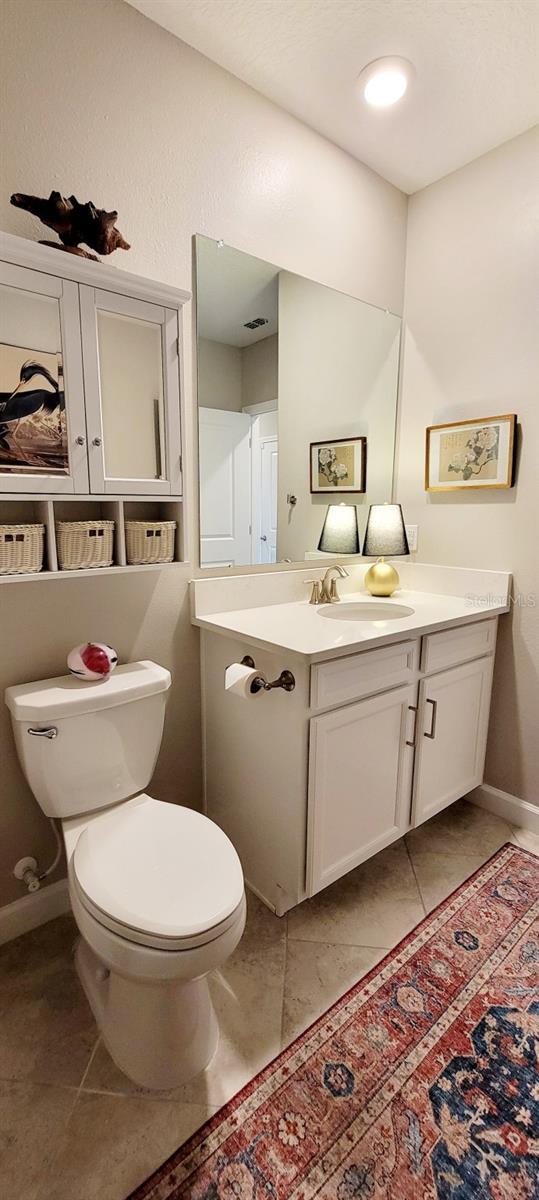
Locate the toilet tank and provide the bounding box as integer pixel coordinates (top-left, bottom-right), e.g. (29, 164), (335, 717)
(5, 661), (171, 818)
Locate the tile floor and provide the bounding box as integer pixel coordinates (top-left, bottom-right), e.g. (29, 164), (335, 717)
(1, 800), (537, 1200)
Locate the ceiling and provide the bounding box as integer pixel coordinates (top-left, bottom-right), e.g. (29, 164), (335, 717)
(196, 236), (279, 346)
(126, 0), (538, 193)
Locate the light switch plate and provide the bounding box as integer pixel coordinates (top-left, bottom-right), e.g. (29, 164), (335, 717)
(405, 524), (418, 552)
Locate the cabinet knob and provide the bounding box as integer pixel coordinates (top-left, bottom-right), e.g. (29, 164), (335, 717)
(75, 435), (85, 446)
(92, 437), (102, 447)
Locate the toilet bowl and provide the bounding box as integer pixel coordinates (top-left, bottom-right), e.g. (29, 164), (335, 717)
(5, 662), (246, 1090)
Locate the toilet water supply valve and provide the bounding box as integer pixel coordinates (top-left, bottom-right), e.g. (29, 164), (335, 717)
(13, 817), (63, 894)
(13, 643), (119, 894)
(13, 856), (41, 893)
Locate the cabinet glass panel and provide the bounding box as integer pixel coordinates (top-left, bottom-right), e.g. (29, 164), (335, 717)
(0, 285), (67, 477)
(97, 310), (164, 481)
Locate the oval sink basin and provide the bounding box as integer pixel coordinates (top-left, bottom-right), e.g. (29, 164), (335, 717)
(318, 602), (415, 622)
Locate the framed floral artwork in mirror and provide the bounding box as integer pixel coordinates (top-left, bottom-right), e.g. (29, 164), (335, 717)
(425, 414), (516, 491)
(310, 436), (367, 494)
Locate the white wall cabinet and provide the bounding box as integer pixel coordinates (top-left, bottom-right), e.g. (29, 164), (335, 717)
(201, 616), (499, 916)
(0, 234), (188, 499)
(80, 288), (182, 496)
(0, 261), (88, 494)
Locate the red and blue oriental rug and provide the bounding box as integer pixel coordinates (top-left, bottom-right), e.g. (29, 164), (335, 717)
(130, 843), (539, 1199)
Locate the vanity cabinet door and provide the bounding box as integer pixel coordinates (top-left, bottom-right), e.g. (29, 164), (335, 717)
(306, 684), (416, 897)
(0, 261), (88, 493)
(412, 655), (494, 828)
(80, 288), (182, 496)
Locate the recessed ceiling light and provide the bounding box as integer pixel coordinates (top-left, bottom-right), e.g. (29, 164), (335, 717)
(359, 57), (414, 109)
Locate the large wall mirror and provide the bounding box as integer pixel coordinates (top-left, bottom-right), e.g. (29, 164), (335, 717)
(195, 235), (401, 569)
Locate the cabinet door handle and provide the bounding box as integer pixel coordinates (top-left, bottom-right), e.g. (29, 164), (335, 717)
(406, 704), (418, 748)
(92, 436), (102, 447)
(75, 435), (85, 446)
(424, 698), (438, 740)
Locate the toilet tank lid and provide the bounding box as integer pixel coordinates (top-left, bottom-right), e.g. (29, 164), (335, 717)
(5, 661), (171, 721)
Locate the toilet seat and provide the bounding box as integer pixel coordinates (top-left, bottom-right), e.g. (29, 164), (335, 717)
(71, 794), (245, 952)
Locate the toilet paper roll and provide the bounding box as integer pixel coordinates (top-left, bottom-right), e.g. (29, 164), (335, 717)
(224, 661), (266, 698)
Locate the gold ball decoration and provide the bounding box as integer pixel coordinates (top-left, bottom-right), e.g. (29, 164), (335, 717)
(364, 559), (400, 597)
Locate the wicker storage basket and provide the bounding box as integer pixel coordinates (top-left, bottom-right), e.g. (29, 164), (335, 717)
(0, 524), (44, 575)
(56, 520), (114, 570)
(125, 520), (176, 565)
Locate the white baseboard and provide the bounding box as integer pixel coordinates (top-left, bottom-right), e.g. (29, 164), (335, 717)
(0, 877), (69, 945)
(467, 784), (539, 834)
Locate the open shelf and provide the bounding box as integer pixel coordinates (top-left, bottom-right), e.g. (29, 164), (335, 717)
(0, 561), (186, 584)
(0, 496), (186, 581)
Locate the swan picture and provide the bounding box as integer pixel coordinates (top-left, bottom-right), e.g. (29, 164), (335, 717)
(0, 345), (68, 474)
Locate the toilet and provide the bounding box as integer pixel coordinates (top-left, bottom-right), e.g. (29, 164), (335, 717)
(5, 660), (246, 1090)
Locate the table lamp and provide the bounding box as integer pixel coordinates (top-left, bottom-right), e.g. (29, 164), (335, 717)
(318, 503), (361, 555)
(362, 503), (409, 596)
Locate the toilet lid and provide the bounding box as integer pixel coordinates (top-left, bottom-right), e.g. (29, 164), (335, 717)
(72, 795), (244, 942)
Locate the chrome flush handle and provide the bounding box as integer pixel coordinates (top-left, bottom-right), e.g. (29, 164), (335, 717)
(28, 727), (58, 739)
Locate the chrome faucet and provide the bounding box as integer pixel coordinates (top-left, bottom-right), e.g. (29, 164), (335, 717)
(319, 564), (349, 604)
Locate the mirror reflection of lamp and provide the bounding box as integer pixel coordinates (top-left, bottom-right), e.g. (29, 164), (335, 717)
(317, 503), (361, 554)
(362, 503), (409, 596)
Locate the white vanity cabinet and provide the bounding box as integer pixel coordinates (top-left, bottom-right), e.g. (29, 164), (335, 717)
(412, 655), (495, 827)
(0, 233), (187, 497)
(307, 683), (416, 895)
(200, 613), (498, 916)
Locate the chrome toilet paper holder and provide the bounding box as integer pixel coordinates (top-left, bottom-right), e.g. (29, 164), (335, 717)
(241, 656), (296, 694)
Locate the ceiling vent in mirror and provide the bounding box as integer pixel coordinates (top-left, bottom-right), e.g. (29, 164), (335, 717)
(243, 317), (269, 330)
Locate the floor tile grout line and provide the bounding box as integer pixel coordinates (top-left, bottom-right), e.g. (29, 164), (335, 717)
(404, 838), (428, 918)
(76, 1033), (101, 1099)
(75, 1083), (218, 1104)
(403, 844), (507, 860)
(279, 927), (289, 1051)
(284, 935), (395, 950)
(0, 1075), (80, 1094)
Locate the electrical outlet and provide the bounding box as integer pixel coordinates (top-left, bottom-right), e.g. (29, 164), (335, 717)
(405, 524), (418, 552)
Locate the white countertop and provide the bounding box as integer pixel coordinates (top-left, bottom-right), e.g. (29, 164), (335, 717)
(192, 588), (509, 663)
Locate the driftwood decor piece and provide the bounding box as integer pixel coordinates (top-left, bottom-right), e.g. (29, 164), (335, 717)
(10, 191), (131, 261)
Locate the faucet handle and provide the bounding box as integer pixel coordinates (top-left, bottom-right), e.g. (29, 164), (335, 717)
(303, 579), (321, 604)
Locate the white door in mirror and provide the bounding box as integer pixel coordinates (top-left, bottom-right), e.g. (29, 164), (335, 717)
(199, 408), (251, 568)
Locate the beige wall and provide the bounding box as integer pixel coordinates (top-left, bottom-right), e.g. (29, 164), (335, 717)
(396, 127), (539, 805)
(241, 334), (278, 408)
(0, 0), (407, 907)
(198, 334), (278, 411)
(277, 270), (401, 561)
(197, 338), (242, 411)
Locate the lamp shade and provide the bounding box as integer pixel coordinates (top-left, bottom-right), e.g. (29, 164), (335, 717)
(363, 503), (409, 557)
(318, 504), (360, 554)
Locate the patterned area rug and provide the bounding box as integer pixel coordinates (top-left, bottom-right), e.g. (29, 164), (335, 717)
(129, 844), (539, 1199)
